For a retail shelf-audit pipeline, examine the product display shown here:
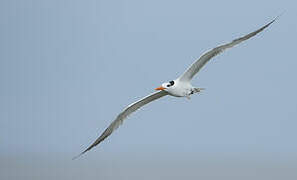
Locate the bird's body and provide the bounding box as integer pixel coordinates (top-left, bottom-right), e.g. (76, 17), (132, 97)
(73, 16), (278, 159)
(165, 79), (193, 97)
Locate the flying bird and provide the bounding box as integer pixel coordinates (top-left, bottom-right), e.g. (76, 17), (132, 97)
(74, 17), (277, 159)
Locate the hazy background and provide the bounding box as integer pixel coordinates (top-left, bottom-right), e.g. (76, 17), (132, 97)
(1, 0), (296, 179)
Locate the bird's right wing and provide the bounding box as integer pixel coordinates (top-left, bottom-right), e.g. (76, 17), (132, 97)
(73, 90), (168, 159)
(178, 17), (277, 82)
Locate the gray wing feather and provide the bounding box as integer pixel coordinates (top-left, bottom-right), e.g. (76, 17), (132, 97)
(73, 90), (168, 159)
(178, 18), (277, 82)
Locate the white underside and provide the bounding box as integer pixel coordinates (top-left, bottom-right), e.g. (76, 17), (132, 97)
(164, 79), (193, 97)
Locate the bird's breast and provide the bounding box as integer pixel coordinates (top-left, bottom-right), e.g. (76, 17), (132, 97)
(167, 86), (191, 97)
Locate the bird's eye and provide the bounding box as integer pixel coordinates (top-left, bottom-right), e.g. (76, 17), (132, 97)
(166, 81), (174, 87)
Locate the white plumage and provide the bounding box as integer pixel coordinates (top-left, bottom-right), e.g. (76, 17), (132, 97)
(74, 17), (277, 159)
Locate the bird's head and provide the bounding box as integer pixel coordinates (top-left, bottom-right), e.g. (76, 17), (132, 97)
(155, 80), (175, 91)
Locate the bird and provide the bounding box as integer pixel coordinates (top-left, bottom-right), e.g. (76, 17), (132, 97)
(73, 17), (278, 159)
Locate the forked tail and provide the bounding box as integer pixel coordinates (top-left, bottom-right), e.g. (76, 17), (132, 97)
(193, 88), (205, 93)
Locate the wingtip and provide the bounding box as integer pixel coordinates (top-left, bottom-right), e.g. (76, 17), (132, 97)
(276, 11), (285, 20)
(272, 11), (285, 23)
(72, 152), (83, 160)
(72, 150), (88, 160)
(260, 13), (282, 32)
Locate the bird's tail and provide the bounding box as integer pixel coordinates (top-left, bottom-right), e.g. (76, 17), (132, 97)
(193, 88), (205, 93)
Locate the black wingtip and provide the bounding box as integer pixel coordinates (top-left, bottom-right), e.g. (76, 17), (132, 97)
(72, 152), (83, 160)
(72, 149), (88, 160)
(255, 13), (282, 36)
(277, 11), (285, 19)
(272, 11), (285, 23)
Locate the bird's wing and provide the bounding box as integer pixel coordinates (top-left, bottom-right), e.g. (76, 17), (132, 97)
(73, 90), (168, 159)
(178, 17), (277, 82)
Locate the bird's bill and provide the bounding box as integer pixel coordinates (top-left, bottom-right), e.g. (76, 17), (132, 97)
(155, 86), (166, 91)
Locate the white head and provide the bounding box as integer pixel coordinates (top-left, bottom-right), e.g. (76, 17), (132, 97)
(155, 80), (175, 91)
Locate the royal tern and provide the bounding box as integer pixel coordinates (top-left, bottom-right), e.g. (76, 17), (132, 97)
(74, 17), (277, 159)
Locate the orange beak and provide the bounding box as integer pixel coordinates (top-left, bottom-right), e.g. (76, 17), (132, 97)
(155, 86), (166, 91)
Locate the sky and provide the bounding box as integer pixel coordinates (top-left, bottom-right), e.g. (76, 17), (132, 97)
(1, 0), (297, 179)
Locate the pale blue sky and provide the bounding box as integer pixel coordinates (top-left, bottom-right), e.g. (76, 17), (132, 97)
(1, 0), (297, 179)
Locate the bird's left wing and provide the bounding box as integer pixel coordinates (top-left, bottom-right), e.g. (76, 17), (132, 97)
(73, 90), (168, 159)
(178, 17), (277, 82)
